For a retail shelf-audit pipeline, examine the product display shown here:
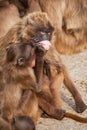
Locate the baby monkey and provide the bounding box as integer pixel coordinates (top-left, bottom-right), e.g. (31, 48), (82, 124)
(1, 42), (38, 123)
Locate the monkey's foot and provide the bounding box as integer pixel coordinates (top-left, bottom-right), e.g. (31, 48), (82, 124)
(76, 102), (87, 113)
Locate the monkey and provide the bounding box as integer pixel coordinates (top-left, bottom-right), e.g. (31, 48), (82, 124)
(30, 31), (87, 122)
(0, 12), (86, 113)
(38, 47), (87, 122)
(34, 0), (87, 54)
(20, 12), (87, 113)
(7, 0), (87, 111)
(0, 0), (20, 38)
(1, 43), (38, 122)
(0, 43), (37, 130)
(0, 12), (86, 122)
(44, 47), (87, 113)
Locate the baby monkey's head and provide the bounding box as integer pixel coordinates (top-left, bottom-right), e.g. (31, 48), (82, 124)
(5, 43), (35, 68)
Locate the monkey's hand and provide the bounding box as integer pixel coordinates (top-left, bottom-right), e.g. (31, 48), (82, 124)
(54, 109), (65, 120)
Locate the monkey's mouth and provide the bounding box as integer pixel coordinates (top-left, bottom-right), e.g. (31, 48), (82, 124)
(30, 40), (51, 67)
(39, 40), (51, 50)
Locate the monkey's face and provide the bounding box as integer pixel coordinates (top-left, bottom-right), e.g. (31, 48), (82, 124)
(18, 12), (54, 53)
(29, 13), (54, 52)
(29, 28), (54, 53)
(6, 43), (35, 68)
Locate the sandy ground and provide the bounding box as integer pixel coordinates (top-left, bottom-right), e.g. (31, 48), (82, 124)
(36, 49), (87, 130)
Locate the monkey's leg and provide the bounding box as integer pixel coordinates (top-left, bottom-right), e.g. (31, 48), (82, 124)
(16, 90), (43, 122)
(2, 85), (21, 122)
(37, 92), (65, 120)
(62, 64), (87, 113)
(50, 72), (64, 108)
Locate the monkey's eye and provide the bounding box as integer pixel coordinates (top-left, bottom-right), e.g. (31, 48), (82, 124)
(17, 57), (25, 66)
(40, 31), (51, 36)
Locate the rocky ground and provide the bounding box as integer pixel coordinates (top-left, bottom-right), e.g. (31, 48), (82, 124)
(36, 49), (87, 130)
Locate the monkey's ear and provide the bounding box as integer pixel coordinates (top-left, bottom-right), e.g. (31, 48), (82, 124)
(6, 45), (10, 52)
(6, 43), (13, 52)
(6, 44), (15, 62)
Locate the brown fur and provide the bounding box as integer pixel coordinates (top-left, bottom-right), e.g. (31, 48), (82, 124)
(35, 0), (87, 54)
(1, 43), (37, 122)
(0, 43), (36, 130)
(0, 0), (20, 38)
(10, 0), (40, 17)
(9, 0), (28, 17)
(27, 0), (41, 13)
(0, 12), (86, 125)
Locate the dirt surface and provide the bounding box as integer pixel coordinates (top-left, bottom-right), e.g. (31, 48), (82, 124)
(36, 50), (87, 130)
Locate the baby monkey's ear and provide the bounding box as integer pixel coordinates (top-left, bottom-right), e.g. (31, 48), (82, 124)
(6, 44), (12, 52)
(5, 43), (15, 62)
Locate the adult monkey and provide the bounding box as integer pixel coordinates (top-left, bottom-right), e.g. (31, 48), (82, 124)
(35, 0), (87, 54)
(0, 12), (87, 121)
